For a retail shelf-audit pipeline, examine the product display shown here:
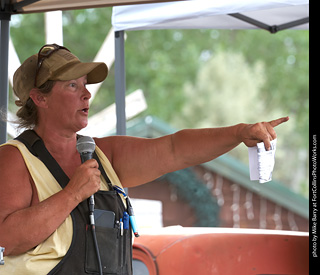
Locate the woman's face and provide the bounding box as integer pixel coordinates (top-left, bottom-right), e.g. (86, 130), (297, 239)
(43, 75), (91, 133)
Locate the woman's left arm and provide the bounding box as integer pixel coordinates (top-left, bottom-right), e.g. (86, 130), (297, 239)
(95, 116), (289, 188)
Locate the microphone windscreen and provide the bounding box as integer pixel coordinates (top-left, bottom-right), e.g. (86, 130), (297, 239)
(76, 136), (96, 154)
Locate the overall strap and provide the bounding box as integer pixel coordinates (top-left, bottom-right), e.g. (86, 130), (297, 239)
(15, 130), (112, 189)
(92, 151), (113, 189)
(15, 130), (69, 188)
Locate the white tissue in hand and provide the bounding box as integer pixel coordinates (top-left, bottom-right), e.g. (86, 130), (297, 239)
(248, 139), (277, 183)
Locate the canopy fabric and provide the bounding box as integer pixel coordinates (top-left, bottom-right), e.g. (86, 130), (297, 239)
(112, 0), (309, 32)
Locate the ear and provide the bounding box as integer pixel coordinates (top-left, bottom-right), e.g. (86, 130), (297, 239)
(29, 88), (48, 108)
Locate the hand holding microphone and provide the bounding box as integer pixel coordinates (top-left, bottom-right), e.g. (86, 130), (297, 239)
(63, 145), (100, 205)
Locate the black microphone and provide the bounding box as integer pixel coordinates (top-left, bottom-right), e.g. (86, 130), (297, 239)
(76, 136), (96, 225)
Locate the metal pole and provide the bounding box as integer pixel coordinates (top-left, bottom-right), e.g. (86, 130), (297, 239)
(0, 12), (11, 144)
(114, 30), (126, 136)
(114, 30), (129, 194)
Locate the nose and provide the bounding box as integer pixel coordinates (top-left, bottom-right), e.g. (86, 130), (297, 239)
(81, 87), (91, 101)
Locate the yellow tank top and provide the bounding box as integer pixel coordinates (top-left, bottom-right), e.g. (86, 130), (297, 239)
(0, 139), (125, 275)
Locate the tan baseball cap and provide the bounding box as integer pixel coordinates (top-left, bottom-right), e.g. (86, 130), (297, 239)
(13, 46), (108, 106)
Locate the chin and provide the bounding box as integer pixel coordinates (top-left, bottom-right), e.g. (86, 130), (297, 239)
(75, 121), (88, 133)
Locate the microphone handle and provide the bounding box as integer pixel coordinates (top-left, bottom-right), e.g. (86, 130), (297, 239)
(80, 152), (93, 163)
(79, 152), (95, 224)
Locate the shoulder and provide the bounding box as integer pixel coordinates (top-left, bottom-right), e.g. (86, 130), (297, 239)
(0, 143), (31, 183)
(94, 135), (141, 162)
(94, 136), (119, 161)
(0, 144), (34, 215)
(0, 143), (25, 164)
(94, 135), (149, 153)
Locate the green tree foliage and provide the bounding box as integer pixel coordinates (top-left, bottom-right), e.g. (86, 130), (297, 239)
(10, 13), (45, 61)
(173, 50), (267, 128)
(172, 50), (305, 194)
(125, 29), (308, 143)
(123, 28), (308, 196)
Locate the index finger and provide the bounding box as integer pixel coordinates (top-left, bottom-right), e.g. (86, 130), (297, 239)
(269, 116), (289, 128)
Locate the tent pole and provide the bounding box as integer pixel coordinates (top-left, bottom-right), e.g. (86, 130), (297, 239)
(0, 12), (10, 144)
(114, 30), (128, 194)
(114, 30), (126, 136)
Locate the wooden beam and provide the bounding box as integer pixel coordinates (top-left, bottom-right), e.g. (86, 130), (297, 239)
(12, 0), (185, 14)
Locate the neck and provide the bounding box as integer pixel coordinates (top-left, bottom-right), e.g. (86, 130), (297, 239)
(33, 126), (78, 158)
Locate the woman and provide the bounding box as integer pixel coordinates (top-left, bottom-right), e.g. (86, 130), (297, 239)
(0, 44), (288, 274)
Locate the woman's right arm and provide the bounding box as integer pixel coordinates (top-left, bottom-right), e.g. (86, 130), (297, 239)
(0, 145), (100, 256)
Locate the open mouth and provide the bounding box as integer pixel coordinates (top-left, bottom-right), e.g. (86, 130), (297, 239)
(81, 108), (89, 114)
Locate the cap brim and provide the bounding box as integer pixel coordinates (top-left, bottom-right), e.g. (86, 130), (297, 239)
(51, 62), (108, 84)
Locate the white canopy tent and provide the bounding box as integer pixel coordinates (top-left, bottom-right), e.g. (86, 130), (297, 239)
(111, 0), (308, 134)
(112, 0), (309, 32)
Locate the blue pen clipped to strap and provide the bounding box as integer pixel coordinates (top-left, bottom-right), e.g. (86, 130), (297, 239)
(123, 211), (129, 230)
(113, 185), (139, 237)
